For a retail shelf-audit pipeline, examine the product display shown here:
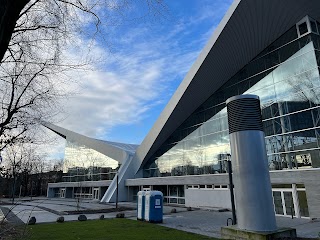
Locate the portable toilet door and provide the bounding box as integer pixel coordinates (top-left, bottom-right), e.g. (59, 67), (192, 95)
(137, 191), (146, 221)
(145, 191), (163, 223)
(145, 191), (150, 221)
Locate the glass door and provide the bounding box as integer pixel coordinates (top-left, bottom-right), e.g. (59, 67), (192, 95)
(272, 191), (284, 215)
(93, 188), (99, 200)
(297, 190), (309, 217)
(283, 191), (295, 217)
(60, 188), (66, 198)
(272, 190), (295, 217)
(272, 184), (309, 219)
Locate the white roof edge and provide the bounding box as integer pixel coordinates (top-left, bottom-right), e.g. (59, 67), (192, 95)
(43, 122), (136, 163)
(132, 0), (241, 171)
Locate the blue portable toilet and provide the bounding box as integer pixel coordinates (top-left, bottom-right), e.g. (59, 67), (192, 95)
(145, 191), (163, 223)
(137, 191), (146, 221)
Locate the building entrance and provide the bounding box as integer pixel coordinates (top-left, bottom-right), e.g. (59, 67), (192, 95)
(272, 184), (309, 218)
(60, 188), (66, 198)
(272, 190), (295, 217)
(93, 188), (99, 200)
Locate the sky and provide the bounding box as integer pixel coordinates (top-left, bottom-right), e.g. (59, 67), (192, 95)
(45, 0), (233, 160)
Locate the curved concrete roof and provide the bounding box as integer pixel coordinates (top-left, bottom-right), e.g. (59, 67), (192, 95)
(43, 122), (138, 163)
(133, 0), (320, 171)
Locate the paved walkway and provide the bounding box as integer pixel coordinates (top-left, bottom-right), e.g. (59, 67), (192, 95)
(0, 197), (319, 239)
(159, 209), (320, 239)
(0, 208), (4, 222)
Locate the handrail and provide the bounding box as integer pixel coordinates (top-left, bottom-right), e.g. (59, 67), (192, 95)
(227, 217), (233, 226)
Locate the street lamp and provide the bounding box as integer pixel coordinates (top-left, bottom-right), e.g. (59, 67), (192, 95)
(226, 153), (237, 225)
(116, 172), (119, 209)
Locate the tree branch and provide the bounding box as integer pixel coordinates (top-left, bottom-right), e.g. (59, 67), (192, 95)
(0, 0), (31, 62)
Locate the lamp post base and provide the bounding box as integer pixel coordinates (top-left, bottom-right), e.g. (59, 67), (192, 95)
(221, 226), (296, 240)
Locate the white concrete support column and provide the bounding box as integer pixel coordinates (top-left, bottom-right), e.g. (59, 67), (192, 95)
(292, 184), (301, 218)
(100, 154), (135, 203)
(226, 95), (277, 232)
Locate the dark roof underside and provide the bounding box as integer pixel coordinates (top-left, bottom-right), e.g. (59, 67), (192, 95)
(134, 0), (320, 171)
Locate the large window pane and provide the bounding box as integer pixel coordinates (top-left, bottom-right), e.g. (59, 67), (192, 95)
(298, 191), (309, 217)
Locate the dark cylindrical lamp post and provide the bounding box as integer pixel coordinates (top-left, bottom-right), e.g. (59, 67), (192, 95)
(226, 155), (237, 225)
(226, 94), (276, 232)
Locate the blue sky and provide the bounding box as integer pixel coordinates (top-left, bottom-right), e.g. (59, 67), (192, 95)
(45, 0), (233, 159)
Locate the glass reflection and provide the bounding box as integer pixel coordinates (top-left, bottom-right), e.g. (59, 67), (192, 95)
(63, 140), (119, 182)
(144, 31), (320, 178)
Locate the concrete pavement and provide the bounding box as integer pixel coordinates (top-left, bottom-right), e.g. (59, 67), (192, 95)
(159, 208), (320, 239)
(0, 197), (319, 239)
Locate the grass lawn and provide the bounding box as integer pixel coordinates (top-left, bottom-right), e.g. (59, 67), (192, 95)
(27, 218), (218, 240)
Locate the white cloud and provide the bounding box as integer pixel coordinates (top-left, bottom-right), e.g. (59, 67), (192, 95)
(55, 27), (204, 139)
(43, 1), (232, 160)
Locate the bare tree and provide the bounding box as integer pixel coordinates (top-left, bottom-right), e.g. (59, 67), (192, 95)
(0, 143), (51, 199)
(0, 0), (169, 63)
(0, 58), (68, 150)
(1, 144), (25, 203)
(194, 147), (204, 174)
(0, 0), (169, 150)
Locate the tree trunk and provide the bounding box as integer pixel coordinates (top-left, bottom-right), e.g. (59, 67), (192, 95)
(11, 173), (16, 204)
(24, 172), (28, 196)
(0, 0), (30, 62)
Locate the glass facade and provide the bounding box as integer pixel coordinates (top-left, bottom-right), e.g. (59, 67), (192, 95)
(143, 22), (320, 178)
(151, 185), (185, 204)
(62, 139), (119, 182)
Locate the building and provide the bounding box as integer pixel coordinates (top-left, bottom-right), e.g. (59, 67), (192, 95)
(47, 0), (320, 219)
(45, 123), (138, 201)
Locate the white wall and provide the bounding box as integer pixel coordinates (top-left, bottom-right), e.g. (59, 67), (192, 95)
(185, 189), (231, 209)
